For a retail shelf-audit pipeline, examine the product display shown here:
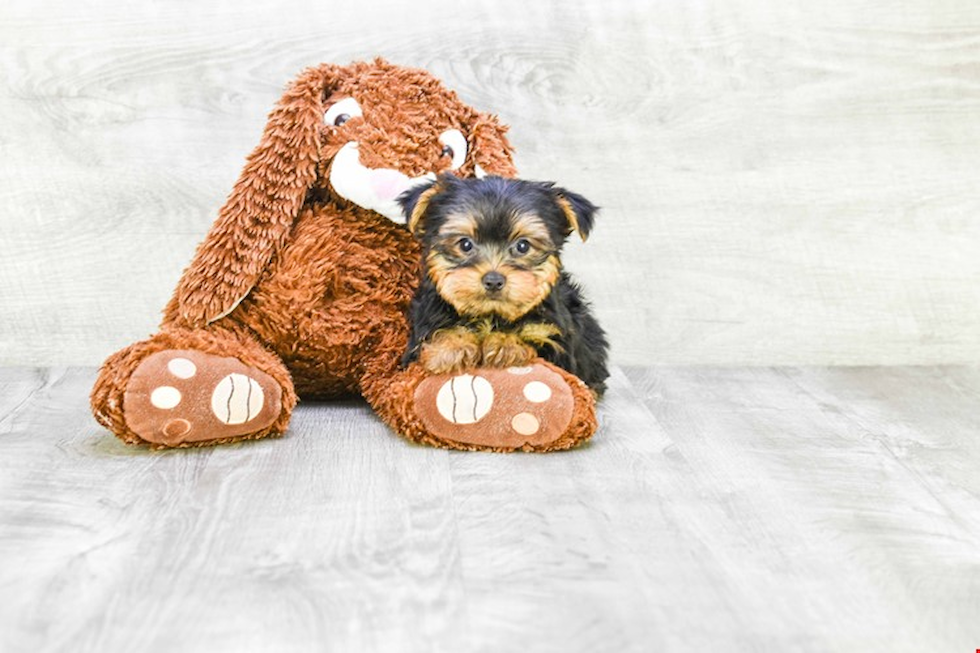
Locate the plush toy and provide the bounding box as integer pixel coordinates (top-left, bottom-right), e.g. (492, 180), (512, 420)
(90, 59), (598, 452)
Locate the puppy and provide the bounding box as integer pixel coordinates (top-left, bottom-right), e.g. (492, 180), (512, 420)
(399, 174), (609, 396)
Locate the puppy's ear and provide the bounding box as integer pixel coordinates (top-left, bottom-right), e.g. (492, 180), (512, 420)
(398, 179), (439, 236)
(552, 187), (598, 242)
(169, 63), (346, 327)
(400, 173), (464, 235)
(465, 111), (518, 179)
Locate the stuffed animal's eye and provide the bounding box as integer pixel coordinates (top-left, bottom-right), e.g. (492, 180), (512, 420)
(512, 238), (532, 256)
(458, 237), (475, 253)
(439, 129), (468, 170)
(324, 97), (362, 127)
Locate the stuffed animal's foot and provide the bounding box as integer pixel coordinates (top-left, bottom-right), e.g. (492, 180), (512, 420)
(122, 349), (283, 446)
(413, 363), (583, 451)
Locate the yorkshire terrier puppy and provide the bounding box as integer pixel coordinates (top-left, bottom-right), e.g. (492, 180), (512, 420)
(399, 174), (609, 396)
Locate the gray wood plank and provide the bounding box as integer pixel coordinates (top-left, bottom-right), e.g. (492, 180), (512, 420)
(3, 0), (980, 367)
(625, 365), (980, 652)
(5, 365), (979, 652)
(0, 368), (463, 653)
(447, 368), (724, 652)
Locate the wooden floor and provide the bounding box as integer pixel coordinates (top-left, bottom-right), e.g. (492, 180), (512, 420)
(1, 366), (978, 652)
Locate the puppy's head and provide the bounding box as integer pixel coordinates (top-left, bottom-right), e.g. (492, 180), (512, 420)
(400, 174), (598, 322)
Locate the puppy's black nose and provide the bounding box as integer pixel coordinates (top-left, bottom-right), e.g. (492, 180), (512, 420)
(482, 271), (506, 292)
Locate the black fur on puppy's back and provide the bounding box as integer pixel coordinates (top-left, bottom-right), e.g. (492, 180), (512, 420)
(530, 273), (609, 395)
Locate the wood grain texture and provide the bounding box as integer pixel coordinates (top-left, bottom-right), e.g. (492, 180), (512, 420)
(2, 0), (980, 367)
(0, 367), (464, 652)
(2, 365), (979, 652)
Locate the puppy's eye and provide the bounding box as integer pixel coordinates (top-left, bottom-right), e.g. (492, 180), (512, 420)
(324, 97), (362, 127)
(512, 238), (532, 256)
(439, 129), (468, 170)
(458, 237), (475, 253)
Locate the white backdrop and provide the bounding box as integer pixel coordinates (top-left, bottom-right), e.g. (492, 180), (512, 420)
(2, 0), (979, 366)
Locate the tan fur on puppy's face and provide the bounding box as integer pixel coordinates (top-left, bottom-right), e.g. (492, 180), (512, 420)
(508, 212), (553, 249)
(425, 210), (561, 322)
(427, 252), (561, 322)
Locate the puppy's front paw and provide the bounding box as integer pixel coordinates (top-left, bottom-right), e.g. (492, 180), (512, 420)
(420, 327), (482, 374)
(481, 332), (535, 368)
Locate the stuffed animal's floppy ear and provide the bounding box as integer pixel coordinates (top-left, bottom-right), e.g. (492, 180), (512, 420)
(170, 63), (344, 327)
(467, 112), (518, 179)
(552, 187), (598, 242)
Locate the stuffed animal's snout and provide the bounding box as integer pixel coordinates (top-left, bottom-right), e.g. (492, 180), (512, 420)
(329, 142), (436, 222)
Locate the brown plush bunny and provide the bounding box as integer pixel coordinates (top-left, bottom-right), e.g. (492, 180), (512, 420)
(90, 59), (598, 452)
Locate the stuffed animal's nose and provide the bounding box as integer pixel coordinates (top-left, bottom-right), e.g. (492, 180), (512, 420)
(482, 271), (506, 292)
